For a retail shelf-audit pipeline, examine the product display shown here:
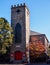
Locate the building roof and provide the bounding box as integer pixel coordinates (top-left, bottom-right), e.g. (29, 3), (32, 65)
(30, 30), (42, 35)
(30, 30), (49, 43)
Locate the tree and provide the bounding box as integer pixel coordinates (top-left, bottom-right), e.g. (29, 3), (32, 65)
(47, 45), (50, 58)
(29, 42), (45, 58)
(0, 18), (13, 54)
(28, 41), (46, 62)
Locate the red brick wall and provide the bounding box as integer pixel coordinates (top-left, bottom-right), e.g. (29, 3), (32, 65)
(30, 35), (44, 45)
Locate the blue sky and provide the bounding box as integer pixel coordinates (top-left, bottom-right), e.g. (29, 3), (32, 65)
(0, 0), (50, 41)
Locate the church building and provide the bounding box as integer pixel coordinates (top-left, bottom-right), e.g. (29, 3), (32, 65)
(10, 3), (30, 63)
(10, 3), (49, 63)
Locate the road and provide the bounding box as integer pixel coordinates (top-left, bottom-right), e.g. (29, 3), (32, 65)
(26, 63), (50, 65)
(0, 63), (50, 65)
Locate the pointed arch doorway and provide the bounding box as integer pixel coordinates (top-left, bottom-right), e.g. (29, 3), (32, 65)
(15, 51), (23, 60)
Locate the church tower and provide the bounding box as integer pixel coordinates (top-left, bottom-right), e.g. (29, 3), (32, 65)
(11, 3), (30, 63)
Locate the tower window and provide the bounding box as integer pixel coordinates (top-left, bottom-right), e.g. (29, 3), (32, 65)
(15, 23), (22, 43)
(16, 9), (20, 13)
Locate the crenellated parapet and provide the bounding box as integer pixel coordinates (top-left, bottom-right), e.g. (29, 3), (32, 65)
(11, 3), (26, 8)
(11, 3), (29, 13)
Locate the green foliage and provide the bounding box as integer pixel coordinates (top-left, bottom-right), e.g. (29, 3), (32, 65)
(0, 18), (13, 54)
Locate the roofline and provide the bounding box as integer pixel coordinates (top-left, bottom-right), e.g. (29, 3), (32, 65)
(30, 34), (49, 43)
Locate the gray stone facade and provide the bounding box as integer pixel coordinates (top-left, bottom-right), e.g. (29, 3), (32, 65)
(11, 3), (30, 63)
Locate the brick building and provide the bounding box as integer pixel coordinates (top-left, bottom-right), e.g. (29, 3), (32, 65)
(30, 31), (49, 54)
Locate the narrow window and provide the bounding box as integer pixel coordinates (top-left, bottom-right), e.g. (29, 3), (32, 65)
(15, 23), (22, 43)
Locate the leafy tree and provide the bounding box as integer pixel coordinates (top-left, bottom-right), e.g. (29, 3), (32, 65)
(0, 18), (13, 54)
(28, 42), (46, 62)
(29, 42), (45, 58)
(47, 45), (50, 58)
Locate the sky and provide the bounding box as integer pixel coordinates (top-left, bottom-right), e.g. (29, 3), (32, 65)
(0, 0), (50, 42)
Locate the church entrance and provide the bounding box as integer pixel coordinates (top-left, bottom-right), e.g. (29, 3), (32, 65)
(15, 51), (23, 60)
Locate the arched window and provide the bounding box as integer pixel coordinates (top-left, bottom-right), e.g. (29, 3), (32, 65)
(15, 23), (22, 43)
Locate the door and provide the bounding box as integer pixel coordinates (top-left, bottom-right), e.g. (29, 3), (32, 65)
(15, 51), (23, 60)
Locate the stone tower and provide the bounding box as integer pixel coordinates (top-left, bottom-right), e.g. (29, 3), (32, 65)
(11, 3), (30, 63)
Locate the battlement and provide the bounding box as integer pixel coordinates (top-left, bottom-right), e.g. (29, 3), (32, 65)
(11, 3), (26, 8)
(11, 3), (29, 13)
